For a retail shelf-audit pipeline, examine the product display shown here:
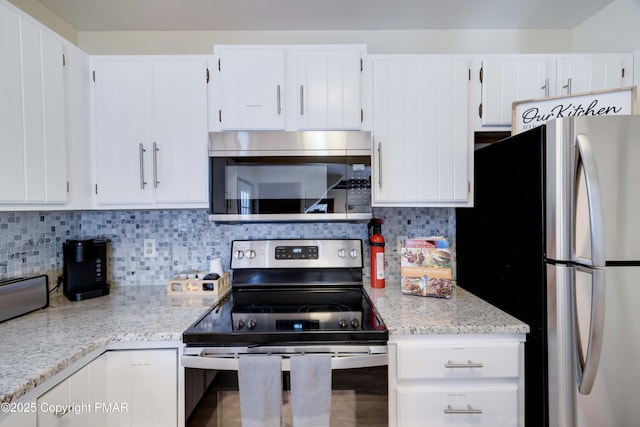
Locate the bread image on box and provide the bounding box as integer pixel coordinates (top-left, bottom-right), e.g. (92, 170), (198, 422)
(401, 237), (452, 298)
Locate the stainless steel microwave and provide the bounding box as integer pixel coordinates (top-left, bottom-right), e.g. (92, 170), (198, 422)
(208, 131), (372, 222)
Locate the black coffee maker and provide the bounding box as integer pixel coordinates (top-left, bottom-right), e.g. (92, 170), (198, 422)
(63, 239), (110, 301)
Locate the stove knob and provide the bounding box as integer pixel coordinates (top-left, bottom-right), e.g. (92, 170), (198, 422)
(234, 250), (245, 259)
(349, 249), (359, 258)
(350, 319), (360, 329)
(338, 249), (346, 258)
(246, 319), (257, 330)
(338, 318), (348, 329)
(247, 250), (256, 259)
(235, 319), (245, 330)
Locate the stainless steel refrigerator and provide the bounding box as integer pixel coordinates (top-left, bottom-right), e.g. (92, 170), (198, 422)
(456, 114), (640, 427)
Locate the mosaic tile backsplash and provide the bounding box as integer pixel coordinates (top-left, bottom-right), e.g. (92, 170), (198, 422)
(0, 207), (456, 288)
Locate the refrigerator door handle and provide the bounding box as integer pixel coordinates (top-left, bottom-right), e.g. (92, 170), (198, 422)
(575, 134), (606, 267)
(575, 267), (606, 395)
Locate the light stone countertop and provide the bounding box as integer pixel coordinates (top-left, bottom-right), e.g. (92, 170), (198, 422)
(0, 283), (528, 404)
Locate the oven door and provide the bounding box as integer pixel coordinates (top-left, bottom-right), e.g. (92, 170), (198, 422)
(183, 345), (389, 426)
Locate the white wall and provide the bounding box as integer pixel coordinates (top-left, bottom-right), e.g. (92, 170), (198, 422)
(75, 29), (573, 55)
(572, 0), (640, 53)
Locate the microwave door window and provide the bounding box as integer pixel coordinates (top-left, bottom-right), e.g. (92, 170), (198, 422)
(237, 178), (253, 214)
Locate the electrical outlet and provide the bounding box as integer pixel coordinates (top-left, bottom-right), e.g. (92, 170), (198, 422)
(397, 236), (408, 254)
(144, 239), (157, 257)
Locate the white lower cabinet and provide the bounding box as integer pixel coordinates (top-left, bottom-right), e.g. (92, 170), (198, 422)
(102, 349), (178, 427)
(3, 347), (180, 427)
(397, 386), (518, 426)
(389, 335), (525, 427)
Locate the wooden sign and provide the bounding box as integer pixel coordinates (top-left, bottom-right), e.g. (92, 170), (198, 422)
(511, 86), (637, 134)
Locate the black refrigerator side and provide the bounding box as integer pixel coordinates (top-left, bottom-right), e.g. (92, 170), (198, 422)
(456, 126), (547, 427)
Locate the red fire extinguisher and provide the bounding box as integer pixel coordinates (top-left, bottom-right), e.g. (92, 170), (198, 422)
(368, 218), (385, 288)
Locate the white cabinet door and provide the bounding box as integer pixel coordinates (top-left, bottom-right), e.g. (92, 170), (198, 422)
(217, 47), (286, 130)
(0, 3), (25, 202)
(481, 56), (555, 126)
(93, 58), (153, 205)
(93, 56), (208, 207)
(40, 28), (67, 203)
(62, 42), (93, 210)
(556, 54), (633, 96)
(151, 58), (208, 204)
(0, 6), (66, 205)
(37, 362), (93, 427)
(372, 56), (470, 206)
(295, 48), (362, 130)
(104, 349), (178, 427)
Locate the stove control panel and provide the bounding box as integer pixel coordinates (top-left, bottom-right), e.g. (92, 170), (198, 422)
(231, 239), (362, 269)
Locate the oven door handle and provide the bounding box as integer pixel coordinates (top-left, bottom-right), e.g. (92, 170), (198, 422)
(181, 348), (388, 371)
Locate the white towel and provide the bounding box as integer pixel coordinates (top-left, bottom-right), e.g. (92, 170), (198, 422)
(290, 354), (332, 427)
(238, 355), (283, 427)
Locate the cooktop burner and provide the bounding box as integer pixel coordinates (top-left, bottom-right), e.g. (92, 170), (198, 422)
(182, 239), (388, 346)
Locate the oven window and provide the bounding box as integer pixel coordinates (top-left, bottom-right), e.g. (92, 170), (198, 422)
(186, 366), (388, 427)
(210, 156), (371, 216)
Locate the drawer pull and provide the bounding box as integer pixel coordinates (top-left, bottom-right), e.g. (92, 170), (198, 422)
(444, 404), (483, 415)
(445, 360), (484, 369)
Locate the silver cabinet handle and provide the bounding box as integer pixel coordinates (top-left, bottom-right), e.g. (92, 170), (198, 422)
(54, 407), (71, 417)
(300, 85), (304, 115)
(153, 142), (159, 188)
(277, 85), (281, 115)
(139, 143), (147, 189)
(444, 405), (483, 415)
(541, 78), (550, 98)
(563, 77), (572, 95)
(444, 360), (484, 369)
(377, 142), (383, 188)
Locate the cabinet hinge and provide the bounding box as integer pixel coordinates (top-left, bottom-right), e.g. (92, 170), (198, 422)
(361, 109), (364, 123)
(92, 70), (96, 82)
(478, 103), (483, 119)
(218, 58), (221, 72)
(206, 68), (210, 83)
(468, 181), (471, 194)
(479, 67), (483, 83)
(219, 110), (222, 122)
(62, 54), (66, 67)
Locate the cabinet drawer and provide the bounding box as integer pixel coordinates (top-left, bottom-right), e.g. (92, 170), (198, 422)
(397, 385), (519, 427)
(396, 342), (520, 380)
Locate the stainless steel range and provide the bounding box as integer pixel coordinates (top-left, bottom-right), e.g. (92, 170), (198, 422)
(182, 239), (388, 369)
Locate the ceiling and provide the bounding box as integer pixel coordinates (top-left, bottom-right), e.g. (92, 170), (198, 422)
(37, 0), (614, 32)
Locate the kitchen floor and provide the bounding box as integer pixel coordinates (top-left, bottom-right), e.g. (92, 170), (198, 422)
(188, 369), (388, 427)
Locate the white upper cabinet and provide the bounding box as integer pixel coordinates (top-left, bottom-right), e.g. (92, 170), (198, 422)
(480, 56), (556, 126)
(0, 3), (25, 203)
(556, 53), (633, 96)
(215, 46), (286, 130)
(295, 47), (363, 130)
(211, 44), (365, 131)
(92, 56), (208, 208)
(371, 56), (471, 207)
(0, 3), (66, 205)
(479, 53), (634, 127)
